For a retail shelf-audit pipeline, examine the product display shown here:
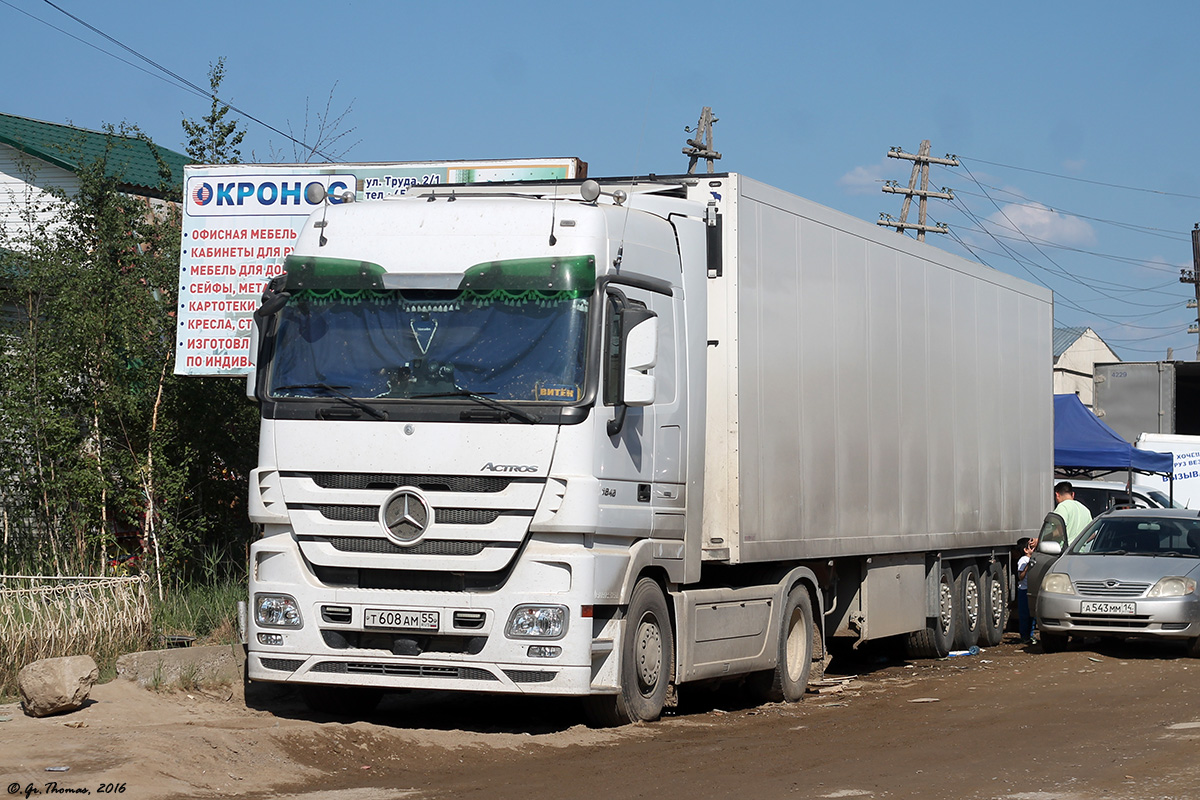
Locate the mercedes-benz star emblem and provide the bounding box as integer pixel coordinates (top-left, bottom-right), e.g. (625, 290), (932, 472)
(381, 489), (430, 544)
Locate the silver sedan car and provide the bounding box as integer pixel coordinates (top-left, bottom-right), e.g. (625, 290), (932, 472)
(1032, 509), (1200, 655)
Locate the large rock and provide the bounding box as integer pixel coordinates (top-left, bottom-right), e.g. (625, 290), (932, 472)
(19, 655), (99, 717)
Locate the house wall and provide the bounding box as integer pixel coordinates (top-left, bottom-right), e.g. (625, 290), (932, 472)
(0, 143), (78, 246)
(1053, 329), (1119, 408)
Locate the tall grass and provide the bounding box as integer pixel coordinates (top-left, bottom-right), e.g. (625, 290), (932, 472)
(151, 577), (244, 646)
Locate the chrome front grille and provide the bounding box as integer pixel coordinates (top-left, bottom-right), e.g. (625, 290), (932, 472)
(299, 505), (511, 525)
(1075, 580), (1150, 598)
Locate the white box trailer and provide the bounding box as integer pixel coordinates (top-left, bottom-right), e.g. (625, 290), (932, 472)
(245, 172), (1052, 724)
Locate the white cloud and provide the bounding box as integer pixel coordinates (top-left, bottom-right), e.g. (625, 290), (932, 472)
(985, 201), (1096, 247)
(838, 162), (890, 195)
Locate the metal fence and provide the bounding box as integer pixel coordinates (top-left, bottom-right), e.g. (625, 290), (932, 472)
(0, 573), (152, 697)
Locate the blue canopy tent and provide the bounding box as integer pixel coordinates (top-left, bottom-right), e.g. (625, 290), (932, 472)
(1054, 393), (1174, 500)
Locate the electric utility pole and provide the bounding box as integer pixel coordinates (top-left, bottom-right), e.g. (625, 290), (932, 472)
(1180, 224), (1200, 359)
(877, 140), (958, 241)
(683, 107), (721, 174)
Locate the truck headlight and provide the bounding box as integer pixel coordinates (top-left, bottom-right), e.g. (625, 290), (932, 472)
(255, 593), (303, 628)
(1040, 573), (1075, 595)
(1148, 577), (1197, 598)
(506, 605), (568, 639)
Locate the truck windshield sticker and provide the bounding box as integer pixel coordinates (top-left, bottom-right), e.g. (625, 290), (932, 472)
(411, 319), (437, 354)
(535, 383), (580, 402)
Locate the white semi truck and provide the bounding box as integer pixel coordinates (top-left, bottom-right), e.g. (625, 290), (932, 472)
(245, 173), (1052, 724)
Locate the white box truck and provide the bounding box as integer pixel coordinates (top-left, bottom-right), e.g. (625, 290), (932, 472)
(245, 173), (1052, 724)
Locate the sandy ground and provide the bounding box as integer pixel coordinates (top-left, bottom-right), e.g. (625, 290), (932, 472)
(3, 633), (1199, 800)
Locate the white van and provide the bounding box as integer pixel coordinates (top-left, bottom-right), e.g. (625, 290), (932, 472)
(1061, 478), (1179, 517)
(1134, 433), (1200, 509)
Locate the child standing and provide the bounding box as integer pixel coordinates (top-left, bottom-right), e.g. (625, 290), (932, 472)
(1016, 537), (1037, 645)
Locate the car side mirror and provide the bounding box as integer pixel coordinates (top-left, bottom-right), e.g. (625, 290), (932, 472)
(1037, 539), (1063, 556)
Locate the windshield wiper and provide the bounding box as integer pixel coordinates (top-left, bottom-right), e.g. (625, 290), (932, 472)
(274, 383), (387, 420)
(410, 389), (541, 424)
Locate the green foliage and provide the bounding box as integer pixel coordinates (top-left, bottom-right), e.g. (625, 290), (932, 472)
(152, 576), (244, 645)
(0, 123), (256, 583)
(181, 57), (245, 164)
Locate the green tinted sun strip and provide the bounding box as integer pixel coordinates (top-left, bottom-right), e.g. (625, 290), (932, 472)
(283, 255), (388, 291)
(458, 256), (596, 298)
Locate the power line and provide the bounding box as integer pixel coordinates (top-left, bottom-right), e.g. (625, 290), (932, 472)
(942, 179), (1189, 243)
(942, 197), (1184, 327)
(955, 162), (1188, 317)
(0, 0), (204, 100)
(956, 154), (1200, 201)
(20, 0), (331, 160)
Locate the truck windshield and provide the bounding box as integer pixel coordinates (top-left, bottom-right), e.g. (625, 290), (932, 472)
(266, 255), (595, 404)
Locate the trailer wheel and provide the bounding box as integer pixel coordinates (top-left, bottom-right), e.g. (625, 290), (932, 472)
(979, 561), (1008, 647)
(299, 684), (382, 717)
(906, 565), (957, 659)
(953, 564), (983, 649)
(583, 578), (673, 726)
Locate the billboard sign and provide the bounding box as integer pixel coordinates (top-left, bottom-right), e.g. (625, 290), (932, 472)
(176, 158), (586, 376)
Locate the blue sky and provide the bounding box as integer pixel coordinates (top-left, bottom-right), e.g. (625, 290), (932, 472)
(4, 0), (1198, 359)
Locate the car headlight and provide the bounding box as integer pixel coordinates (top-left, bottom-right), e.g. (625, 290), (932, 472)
(1040, 573), (1075, 595)
(255, 593), (303, 628)
(1147, 577), (1197, 598)
(506, 605), (568, 639)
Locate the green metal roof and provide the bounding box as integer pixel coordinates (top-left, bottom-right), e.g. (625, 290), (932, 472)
(0, 112), (190, 198)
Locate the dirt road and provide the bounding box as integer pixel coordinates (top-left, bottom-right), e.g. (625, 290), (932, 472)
(3, 635), (1198, 800)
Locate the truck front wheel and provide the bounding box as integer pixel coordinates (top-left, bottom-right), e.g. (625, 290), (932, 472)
(583, 577), (673, 726)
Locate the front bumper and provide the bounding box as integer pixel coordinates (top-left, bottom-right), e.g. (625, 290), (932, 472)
(246, 534), (621, 696)
(1036, 592), (1200, 641)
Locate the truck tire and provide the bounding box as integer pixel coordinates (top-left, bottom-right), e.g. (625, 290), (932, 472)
(583, 578), (673, 726)
(979, 561), (1009, 647)
(953, 564), (983, 649)
(906, 565), (957, 659)
(299, 684), (382, 716)
(747, 586), (816, 703)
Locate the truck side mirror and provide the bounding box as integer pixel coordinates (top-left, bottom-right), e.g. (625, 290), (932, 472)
(604, 295), (658, 436)
(246, 323), (260, 400)
(622, 313), (658, 407)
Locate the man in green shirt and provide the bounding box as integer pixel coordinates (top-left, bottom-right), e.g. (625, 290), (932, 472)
(1054, 481), (1093, 545)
